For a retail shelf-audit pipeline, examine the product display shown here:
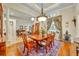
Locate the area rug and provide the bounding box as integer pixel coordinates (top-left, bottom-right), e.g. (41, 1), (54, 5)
(18, 40), (61, 56)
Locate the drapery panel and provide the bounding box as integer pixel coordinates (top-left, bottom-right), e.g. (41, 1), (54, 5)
(53, 15), (62, 39)
(47, 17), (52, 30)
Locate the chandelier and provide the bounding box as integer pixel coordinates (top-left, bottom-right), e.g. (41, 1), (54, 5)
(37, 3), (48, 22)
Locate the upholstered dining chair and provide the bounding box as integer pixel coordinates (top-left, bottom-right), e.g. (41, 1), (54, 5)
(46, 34), (55, 53)
(76, 46), (79, 56)
(48, 34), (55, 48)
(38, 34), (55, 54)
(21, 34), (37, 55)
(38, 39), (49, 54)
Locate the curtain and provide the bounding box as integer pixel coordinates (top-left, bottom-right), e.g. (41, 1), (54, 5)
(47, 18), (53, 30)
(53, 15), (62, 39)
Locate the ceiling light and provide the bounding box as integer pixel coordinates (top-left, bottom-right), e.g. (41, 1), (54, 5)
(38, 16), (47, 21)
(31, 17), (35, 21)
(37, 3), (47, 22)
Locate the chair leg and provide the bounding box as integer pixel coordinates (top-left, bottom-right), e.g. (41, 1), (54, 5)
(51, 43), (53, 48)
(76, 47), (79, 56)
(46, 46), (49, 54)
(35, 47), (38, 54)
(76, 50), (78, 56)
(46, 47), (48, 54)
(27, 48), (31, 56)
(23, 46), (25, 53)
(50, 43), (53, 48)
(36, 44), (39, 54)
(27, 50), (29, 56)
(53, 41), (54, 46)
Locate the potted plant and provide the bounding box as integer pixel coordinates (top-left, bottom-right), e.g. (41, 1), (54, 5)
(41, 29), (47, 37)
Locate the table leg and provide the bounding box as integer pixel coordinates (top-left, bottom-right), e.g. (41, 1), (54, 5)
(36, 41), (39, 54)
(76, 47), (79, 56)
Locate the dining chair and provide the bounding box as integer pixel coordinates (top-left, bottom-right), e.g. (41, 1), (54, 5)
(38, 34), (55, 54)
(21, 34), (37, 55)
(50, 34), (55, 48)
(74, 41), (79, 56)
(76, 45), (79, 56)
(46, 34), (55, 47)
(38, 39), (49, 54)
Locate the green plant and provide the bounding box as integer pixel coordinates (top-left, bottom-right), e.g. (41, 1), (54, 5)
(41, 29), (47, 34)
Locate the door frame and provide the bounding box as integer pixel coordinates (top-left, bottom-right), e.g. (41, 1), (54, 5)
(0, 3), (3, 37)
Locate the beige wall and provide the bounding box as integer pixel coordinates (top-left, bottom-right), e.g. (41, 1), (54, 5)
(16, 19), (33, 30)
(75, 4), (79, 38)
(53, 6), (76, 41)
(16, 6), (76, 41)
(61, 6), (76, 41)
(4, 5), (78, 45)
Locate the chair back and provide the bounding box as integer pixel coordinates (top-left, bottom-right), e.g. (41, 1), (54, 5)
(20, 34), (27, 46)
(47, 34), (55, 44)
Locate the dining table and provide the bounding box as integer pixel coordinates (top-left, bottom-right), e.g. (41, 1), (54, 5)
(29, 34), (48, 41)
(29, 34), (48, 53)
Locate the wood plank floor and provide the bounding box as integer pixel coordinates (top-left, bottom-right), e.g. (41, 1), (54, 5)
(0, 37), (5, 55)
(57, 41), (77, 56)
(0, 40), (78, 56)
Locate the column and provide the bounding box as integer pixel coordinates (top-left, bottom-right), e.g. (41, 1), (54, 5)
(6, 8), (16, 46)
(6, 8), (10, 44)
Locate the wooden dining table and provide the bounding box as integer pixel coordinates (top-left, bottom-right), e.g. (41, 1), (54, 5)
(29, 34), (48, 41)
(29, 34), (48, 53)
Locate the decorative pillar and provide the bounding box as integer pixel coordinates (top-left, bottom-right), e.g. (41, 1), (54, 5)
(6, 8), (10, 45)
(6, 8), (16, 46)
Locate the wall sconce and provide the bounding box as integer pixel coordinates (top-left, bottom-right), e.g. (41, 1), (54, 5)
(66, 22), (69, 27)
(10, 21), (13, 25)
(72, 17), (76, 27)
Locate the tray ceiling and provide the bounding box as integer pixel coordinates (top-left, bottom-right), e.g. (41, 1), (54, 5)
(3, 3), (75, 20)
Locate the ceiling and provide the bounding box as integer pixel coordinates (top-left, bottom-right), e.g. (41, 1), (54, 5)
(3, 3), (75, 20)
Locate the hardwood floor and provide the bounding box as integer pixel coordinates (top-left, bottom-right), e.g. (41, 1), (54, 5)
(0, 42), (6, 56)
(0, 40), (78, 56)
(57, 41), (77, 56)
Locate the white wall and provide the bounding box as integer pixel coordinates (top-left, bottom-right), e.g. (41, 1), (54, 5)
(61, 6), (76, 40)
(75, 4), (79, 39)
(16, 19), (33, 30)
(52, 6), (76, 41)
(4, 5), (78, 45)
(4, 18), (17, 46)
(16, 6), (76, 41)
